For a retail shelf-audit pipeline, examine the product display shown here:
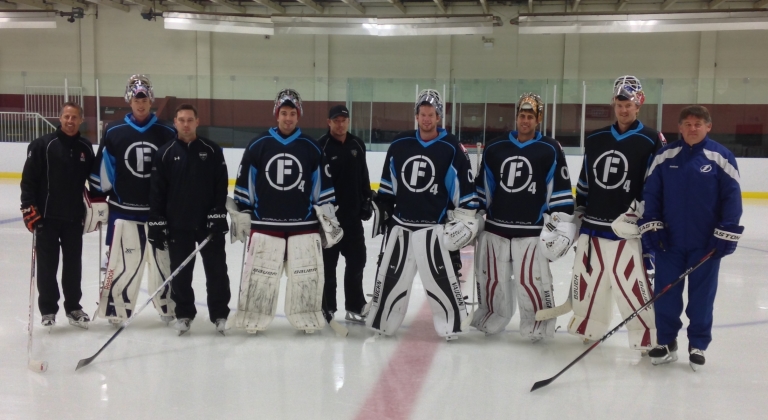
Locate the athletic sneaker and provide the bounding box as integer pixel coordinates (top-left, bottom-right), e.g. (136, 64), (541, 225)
(649, 339), (678, 365)
(174, 318), (192, 335)
(689, 346), (705, 371)
(66, 310), (90, 329)
(215, 318), (227, 335)
(41, 314), (56, 327)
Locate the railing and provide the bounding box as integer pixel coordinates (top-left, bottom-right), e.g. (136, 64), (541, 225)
(0, 112), (57, 143)
(25, 85), (84, 119)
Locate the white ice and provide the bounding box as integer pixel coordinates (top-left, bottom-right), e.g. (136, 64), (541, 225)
(1, 179), (766, 420)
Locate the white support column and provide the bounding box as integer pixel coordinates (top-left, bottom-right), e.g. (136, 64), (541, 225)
(196, 31), (212, 100)
(697, 32), (717, 104)
(314, 35), (329, 102)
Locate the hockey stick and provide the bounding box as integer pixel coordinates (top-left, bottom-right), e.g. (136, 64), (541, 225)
(28, 228), (48, 373)
(75, 234), (213, 371)
(460, 142), (483, 331)
(530, 249), (715, 392)
(535, 297), (572, 321)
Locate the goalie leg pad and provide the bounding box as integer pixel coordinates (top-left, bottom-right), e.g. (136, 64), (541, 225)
(413, 225), (467, 337)
(567, 234), (614, 341)
(366, 226), (418, 335)
(511, 237), (556, 340)
(147, 244), (175, 318)
(284, 233), (326, 331)
(97, 220), (148, 321)
(470, 231), (515, 335)
(608, 238), (657, 349)
(234, 232), (285, 331)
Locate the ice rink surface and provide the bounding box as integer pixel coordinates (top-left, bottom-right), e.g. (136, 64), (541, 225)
(1, 179), (767, 420)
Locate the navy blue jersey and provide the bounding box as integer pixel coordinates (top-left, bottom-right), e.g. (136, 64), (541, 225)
(478, 131), (574, 238)
(89, 114), (176, 216)
(643, 137), (742, 249)
(576, 120), (665, 234)
(377, 129), (478, 230)
(234, 128), (335, 232)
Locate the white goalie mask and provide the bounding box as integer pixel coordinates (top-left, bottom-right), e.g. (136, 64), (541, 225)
(613, 75), (645, 106)
(517, 92), (544, 123)
(415, 89), (443, 118)
(124, 74), (154, 103)
(274, 88), (303, 117)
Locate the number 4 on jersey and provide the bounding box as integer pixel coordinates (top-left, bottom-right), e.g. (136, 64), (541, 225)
(528, 182), (536, 194)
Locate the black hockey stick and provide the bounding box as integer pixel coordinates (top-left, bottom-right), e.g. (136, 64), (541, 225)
(531, 249), (716, 392)
(76, 234), (213, 371)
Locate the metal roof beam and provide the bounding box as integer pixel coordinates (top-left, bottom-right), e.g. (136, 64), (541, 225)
(616, 0), (629, 10)
(388, 0), (405, 14)
(6, 0), (53, 9)
(661, 0), (678, 9)
(253, 0), (284, 13)
(433, 0), (445, 13)
(209, 0), (243, 13)
(755, 0), (768, 8)
(295, 0), (322, 13)
(340, 0), (364, 14)
(165, 0), (204, 12)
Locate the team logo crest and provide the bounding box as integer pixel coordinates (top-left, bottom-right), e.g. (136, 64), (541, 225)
(499, 156), (534, 193)
(592, 150), (629, 190)
(80, 152), (85, 162)
(351, 149), (357, 157)
(401, 155), (436, 193)
(700, 164), (712, 173)
(124, 143), (158, 178)
(199, 152), (208, 161)
(266, 153), (304, 191)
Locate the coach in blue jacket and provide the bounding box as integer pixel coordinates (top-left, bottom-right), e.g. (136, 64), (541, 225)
(639, 105), (743, 371)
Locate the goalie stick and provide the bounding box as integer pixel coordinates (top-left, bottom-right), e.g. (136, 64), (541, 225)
(535, 297), (572, 321)
(460, 142), (483, 331)
(27, 229), (48, 373)
(76, 234), (213, 371)
(531, 249), (715, 392)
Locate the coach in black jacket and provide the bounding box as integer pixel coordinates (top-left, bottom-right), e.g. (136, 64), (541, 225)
(20, 102), (94, 327)
(318, 105), (373, 322)
(148, 104), (231, 334)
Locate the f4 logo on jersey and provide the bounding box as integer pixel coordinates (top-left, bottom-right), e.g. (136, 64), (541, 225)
(401, 155), (437, 194)
(500, 156), (536, 194)
(266, 153), (305, 191)
(125, 142), (158, 178)
(592, 150), (630, 192)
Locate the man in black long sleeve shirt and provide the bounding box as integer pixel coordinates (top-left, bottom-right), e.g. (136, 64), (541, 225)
(20, 102), (94, 328)
(149, 104), (231, 335)
(318, 105), (373, 323)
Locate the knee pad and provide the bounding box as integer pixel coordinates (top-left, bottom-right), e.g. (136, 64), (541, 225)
(147, 245), (174, 318)
(98, 220), (148, 320)
(234, 232), (285, 332)
(413, 225), (467, 337)
(366, 226), (417, 335)
(285, 233), (326, 331)
(471, 231), (514, 334)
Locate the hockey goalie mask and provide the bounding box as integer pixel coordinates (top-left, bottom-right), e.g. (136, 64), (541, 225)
(613, 75), (645, 106)
(124, 75), (154, 103)
(415, 89), (443, 118)
(517, 93), (544, 123)
(274, 89), (303, 117)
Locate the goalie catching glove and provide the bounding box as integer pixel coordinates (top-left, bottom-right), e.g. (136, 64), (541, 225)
(225, 196), (251, 244)
(538, 212), (577, 261)
(83, 190), (108, 234)
(611, 199), (644, 239)
(442, 208), (479, 251)
(314, 203), (343, 248)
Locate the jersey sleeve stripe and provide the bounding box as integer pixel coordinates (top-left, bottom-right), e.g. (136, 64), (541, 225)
(702, 149), (741, 183)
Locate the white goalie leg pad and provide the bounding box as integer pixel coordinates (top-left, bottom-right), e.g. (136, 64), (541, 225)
(567, 234), (614, 342)
(366, 226), (418, 336)
(234, 232), (285, 331)
(97, 220), (148, 320)
(284, 233), (326, 331)
(413, 225), (467, 337)
(511, 237), (556, 340)
(608, 238), (657, 349)
(470, 231), (515, 335)
(146, 245), (175, 318)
